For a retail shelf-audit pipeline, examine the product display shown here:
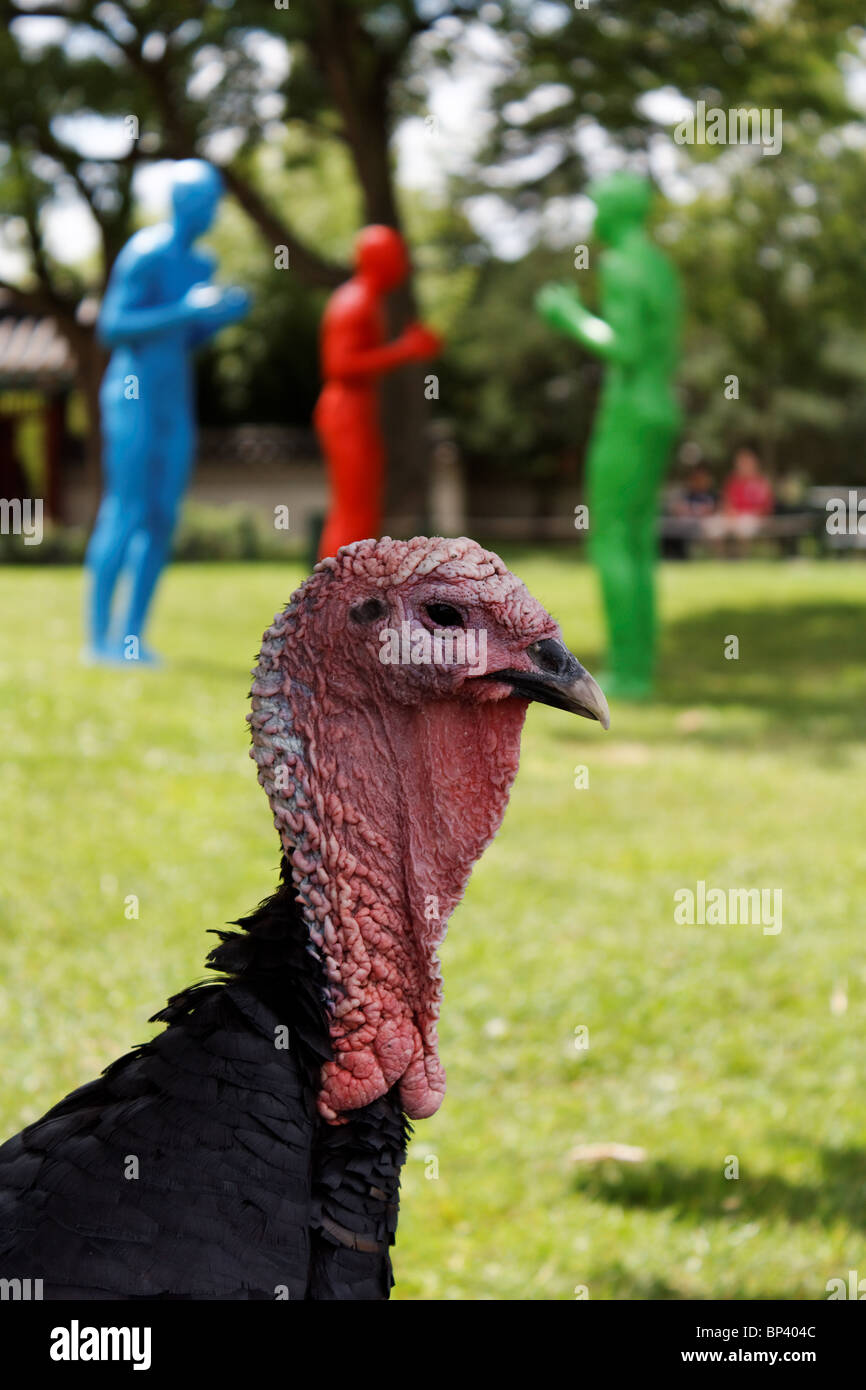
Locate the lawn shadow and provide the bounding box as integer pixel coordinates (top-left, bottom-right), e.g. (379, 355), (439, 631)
(556, 599), (866, 748)
(572, 1265), (818, 1300)
(659, 600), (866, 745)
(570, 1141), (866, 1232)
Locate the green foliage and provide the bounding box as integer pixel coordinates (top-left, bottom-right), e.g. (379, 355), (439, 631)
(194, 133), (363, 424)
(446, 0), (866, 482)
(3, 3), (866, 478)
(659, 133), (866, 477)
(442, 248), (598, 481)
(476, 0), (861, 192)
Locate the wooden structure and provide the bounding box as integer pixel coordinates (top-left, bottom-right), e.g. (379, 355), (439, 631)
(0, 299), (76, 520)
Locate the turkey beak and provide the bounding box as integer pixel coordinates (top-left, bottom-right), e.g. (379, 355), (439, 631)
(482, 639), (610, 729)
(544, 658), (611, 729)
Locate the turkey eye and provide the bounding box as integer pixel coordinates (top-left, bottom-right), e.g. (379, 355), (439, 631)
(424, 602), (464, 628)
(350, 597), (387, 623)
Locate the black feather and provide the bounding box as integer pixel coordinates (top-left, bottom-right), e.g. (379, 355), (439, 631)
(0, 858), (409, 1300)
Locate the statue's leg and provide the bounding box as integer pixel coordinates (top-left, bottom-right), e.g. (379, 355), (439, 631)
(589, 417), (676, 697)
(121, 412), (194, 657)
(627, 423), (677, 691)
(317, 404), (384, 560)
(587, 425), (642, 695)
(84, 398), (150, 658)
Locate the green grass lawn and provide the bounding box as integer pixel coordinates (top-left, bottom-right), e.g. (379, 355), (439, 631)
(1, 555), (865, 1300)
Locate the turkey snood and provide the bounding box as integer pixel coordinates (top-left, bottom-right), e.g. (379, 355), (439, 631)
(248, 536), (608, 1123)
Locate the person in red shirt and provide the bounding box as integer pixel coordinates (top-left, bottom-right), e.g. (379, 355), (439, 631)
(722, 447), (775, 522)
(705, 446), (775, 551)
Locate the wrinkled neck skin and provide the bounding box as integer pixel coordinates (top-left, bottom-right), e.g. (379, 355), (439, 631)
(250, 654), (526, 1124)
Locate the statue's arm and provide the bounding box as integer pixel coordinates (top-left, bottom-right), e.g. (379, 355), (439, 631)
(98, 243), (194, 348)
(187, 286), (250, 346)
(322, 293), (439, 381)
(184, 253), (249, 346)
(536, 260), (643, 367)
(566, 297), (621, 363)
(186, 252), (217, 347)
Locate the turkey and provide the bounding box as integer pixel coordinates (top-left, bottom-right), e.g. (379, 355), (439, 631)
(0, 535), (608, 1299)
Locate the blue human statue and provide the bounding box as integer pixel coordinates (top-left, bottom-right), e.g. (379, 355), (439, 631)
(85, 159), (249, 663)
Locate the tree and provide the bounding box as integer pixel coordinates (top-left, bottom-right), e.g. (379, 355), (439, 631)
(663, 130), (866, 481)
(444, 0), (866, 485)
(4, 0), (865, 514)
(0, 0), (480, 522)
(471, 0), (861, 201)
(0, 16), (144, 478)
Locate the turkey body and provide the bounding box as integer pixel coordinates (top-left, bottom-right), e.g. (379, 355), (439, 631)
(0, 535), (611, 1300)
(0, 863), (408, 1300)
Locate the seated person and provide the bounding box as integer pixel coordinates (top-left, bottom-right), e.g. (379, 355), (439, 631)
(705, 446), (774, 544)
(663, 463), (718, 558)
(671, 463), (718, 519)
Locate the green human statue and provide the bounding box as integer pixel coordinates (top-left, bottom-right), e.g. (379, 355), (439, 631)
(536, 172), (682, 700)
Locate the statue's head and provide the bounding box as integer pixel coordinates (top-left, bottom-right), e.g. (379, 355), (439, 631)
(355, 224), (410, 293)
(587, 171), (653, 246)
(171, 160), (224, 241)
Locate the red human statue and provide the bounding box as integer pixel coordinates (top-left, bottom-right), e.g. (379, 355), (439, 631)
(314, 225), (441, 560)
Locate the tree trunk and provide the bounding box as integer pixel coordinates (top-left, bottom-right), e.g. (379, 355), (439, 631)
(352, 107), (433, 534)
(313, 4), (433, 535)
(62, 321), (105, 523)
(380, 297), (432, 536)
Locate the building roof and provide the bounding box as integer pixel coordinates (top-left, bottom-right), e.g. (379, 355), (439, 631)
(0, 310), (75, 388)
